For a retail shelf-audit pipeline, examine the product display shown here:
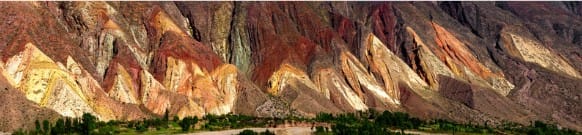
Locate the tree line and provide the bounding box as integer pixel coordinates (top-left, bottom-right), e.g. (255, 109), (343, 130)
(12, 109), (581, 135)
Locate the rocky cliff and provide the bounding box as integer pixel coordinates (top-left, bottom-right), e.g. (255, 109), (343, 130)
(1, 1), (581, 131)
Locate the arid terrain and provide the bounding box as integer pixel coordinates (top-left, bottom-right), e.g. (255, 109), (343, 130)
(0, 1), (581, 132)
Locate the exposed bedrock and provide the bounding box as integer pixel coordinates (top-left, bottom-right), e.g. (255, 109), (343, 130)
(1, 1), (582, 132)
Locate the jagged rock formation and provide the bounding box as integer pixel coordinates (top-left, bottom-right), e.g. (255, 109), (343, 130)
(1, 1), (581, 132)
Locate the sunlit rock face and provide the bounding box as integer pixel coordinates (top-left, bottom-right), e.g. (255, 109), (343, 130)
(405, 27), (456, 90)
(429, 22), (515, 96)
(312, 67), (368, 111)
(141, 69), (205, 118)
(140, 70), (170, 115)
(158, 57), (236, 116)
(266, 63), (342, 116)
(107, 63), (139, 104)
(3, 43), (95, 118)
(500, 31), (581, 79)
(162, 57), (192, 95)
(267, 63), (317, 96)
(340, 50), (397, 108)
(209, 64), (239, 115)
(405, 26), (515, 96)
(363, 34), (429, 101)
(2, 1), (582, 132)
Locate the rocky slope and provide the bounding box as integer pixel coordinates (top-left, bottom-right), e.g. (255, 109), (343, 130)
(0, 1), (581, 131)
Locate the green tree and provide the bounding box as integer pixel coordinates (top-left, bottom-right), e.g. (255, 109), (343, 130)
(315, 113), (333, 122)
(394, 112), (412, 134)
(173, 116), (180, 122)
(81, 113), (97, 134)
(163, 109), (170, 122)
(64, 118), (72, 133)
(135, 121), (148, 132)
(42, 120), (50, 134)
(34, 120), (41, 134)
(179, 116), (199, 132)
(72, 118), (80, 133)
(261, 129), (275, 135)
(51, 118), (65, 134)
(238, 129), (258, 135)
(315, 126), (325, 133)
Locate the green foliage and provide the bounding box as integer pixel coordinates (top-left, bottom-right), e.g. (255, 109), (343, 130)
(81, 113), (97, 134)
(331, 117), (391, 135)
(237, 129), (276, 135)
(11, 129), (26, 135)
(72, 118), (80, 132)
(524, 121), (579, 135)
(15, 111), (582, 135)
(34, 120), (41, 134)
(374, 111), (422, 133)
(202, 113), (266, 131)
(315, 112), (334, 122)
(421, 119), (493, 134)
(50, 118), (65, 134)
(42, 120), (50, 134)
(262, 129), (275, 135)
(315, 126), (325, 133)
(163, 110), (170, 122)
(173, 116), (180, 122)
(178, 116), (199, 132)
(238, 129), (258, 135)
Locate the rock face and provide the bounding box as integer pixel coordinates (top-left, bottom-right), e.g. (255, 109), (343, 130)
(1, 1), (582, 132)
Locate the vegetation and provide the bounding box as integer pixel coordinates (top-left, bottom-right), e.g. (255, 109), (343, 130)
(12, 110), (581, 135)
(178, 116), (198, 131)
(237, 129), (275, 135)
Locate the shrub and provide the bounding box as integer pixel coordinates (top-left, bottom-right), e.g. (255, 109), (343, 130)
(179, 116), (199, 131)
(238, 129), (258, 135)
(81, 113), (97, 134)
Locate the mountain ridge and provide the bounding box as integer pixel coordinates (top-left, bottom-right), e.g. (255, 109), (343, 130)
(0, 1), (581, 132)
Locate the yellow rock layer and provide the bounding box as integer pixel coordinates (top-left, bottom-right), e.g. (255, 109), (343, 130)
(152, 9), (187, 35)
(209, 64), (239, 115)
(140, 70), (171, 115)
(267, 63), (318, 96)
(313, 68), (368, 111)
(162, 57), (240, 115)
(363, 34), (429, 100)
(430, 23), (514, 95)
(163, 57), (193, 95)
(3, 43), (96, 118)
(503, 33), (581, 78)
(107, 63), (139, 104)
(406, 27), (456, 90)
(141, 69), (206, 118)
(65, 56), (116, 120)
(340, 50), (398, 105)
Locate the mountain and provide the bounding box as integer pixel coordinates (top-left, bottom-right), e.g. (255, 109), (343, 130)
(0, 1), (581, 131)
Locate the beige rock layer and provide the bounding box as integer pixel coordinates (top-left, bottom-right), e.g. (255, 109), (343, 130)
(363, 34), (429, 100)
(501, 32), (581, 78)
(267, 63), (318, 96)
(429, 23), (514, 96)
(406, 27), (456, 90)
(140, 70), (171, 115)
(161, 56), (241, 116)
(107, 63), (139, 104)
(312, 67), (368, 111)
(2, 43), (96, 118)
(340, 49), (397, 106)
